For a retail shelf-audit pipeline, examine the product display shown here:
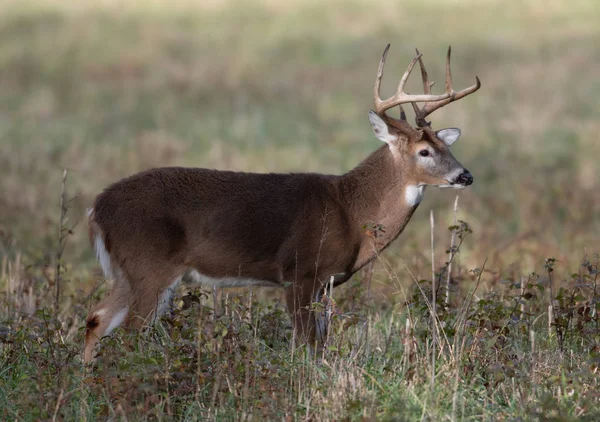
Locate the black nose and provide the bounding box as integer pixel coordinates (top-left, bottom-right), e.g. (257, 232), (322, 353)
(457, 170), (473, 186)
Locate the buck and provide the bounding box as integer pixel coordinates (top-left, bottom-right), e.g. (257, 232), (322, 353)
(84, 45), (480, 363)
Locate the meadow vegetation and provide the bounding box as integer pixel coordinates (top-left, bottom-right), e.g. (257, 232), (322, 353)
(1, 0), (599, 419)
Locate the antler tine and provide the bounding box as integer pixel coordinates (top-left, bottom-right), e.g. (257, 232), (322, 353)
(411, 48), (435, 119)
(398, 51), (422, 122)
(398, 105), (407, 121)
(374, 45), (412, 128)
(415, 48), (434, 94)
(445, 46), (453, 95)
(412, 46), (482, 127)
(396, 53), (422, 96)
(373, 43), (391, 105)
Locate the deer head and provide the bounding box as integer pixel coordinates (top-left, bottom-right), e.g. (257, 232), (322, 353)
(368, 45), (480, 190)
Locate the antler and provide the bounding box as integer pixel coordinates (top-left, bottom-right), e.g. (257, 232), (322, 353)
(411, 46), (481, 127)
(373, 44), (450, 133)
(373, 44), (481, 130)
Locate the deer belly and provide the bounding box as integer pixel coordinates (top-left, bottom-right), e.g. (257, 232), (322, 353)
(187, 269), (282, 288)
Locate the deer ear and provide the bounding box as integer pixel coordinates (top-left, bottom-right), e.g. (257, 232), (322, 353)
(436, 128), (461, 146)
(368, 110), (398, 144)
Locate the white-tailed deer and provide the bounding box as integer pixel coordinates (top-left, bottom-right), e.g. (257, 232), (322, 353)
(84, 45), (480, 362)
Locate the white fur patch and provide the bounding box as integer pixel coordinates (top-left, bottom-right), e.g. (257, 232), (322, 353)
(94, 234), (113, 279)
(105, 307), (129, 336)
(417, 152), (436, 169)
(188, 270), (280, 288)
(404, 185), (425, 207)
(437, 183), (467, 189)
(368, 110), (397, 144)
(436, 128), (461, 146)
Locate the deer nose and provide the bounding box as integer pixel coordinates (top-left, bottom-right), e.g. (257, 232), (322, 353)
(457, 170), (473, 186)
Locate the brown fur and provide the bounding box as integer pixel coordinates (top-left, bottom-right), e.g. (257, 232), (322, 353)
(83, 125), (470, 363)
(83, 45), (480, 362)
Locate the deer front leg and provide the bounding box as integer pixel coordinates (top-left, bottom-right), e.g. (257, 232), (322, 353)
(285, 281), (327, 353)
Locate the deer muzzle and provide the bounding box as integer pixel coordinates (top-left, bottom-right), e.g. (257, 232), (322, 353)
(455, 169), (473, 186)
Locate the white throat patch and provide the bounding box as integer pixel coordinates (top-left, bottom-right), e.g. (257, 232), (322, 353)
(404, 185), (425, 207)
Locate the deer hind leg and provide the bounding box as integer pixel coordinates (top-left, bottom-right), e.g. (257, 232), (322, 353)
(84, 271), (132, 363)
(124, 262), (186, 329)
(127, 273), (182, 329)
(84, 257), (184, 360)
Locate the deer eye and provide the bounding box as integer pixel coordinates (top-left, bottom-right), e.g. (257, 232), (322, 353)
(419, 150), (430, 157)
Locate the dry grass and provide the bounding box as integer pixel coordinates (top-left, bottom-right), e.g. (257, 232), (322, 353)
(1, 0), (599, 419)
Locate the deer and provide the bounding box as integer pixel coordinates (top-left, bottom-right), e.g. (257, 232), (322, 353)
(83, 44), (480, 363)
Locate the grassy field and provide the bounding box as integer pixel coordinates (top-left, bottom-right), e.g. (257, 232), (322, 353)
(1, 0), (600, 419)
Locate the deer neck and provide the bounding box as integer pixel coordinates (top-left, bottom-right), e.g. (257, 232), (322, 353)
(339, 144), (424, 271)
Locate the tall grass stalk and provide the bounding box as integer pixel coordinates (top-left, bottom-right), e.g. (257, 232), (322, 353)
(445, 195), (459, 306)
(429, 209), (436, 392)
(55, 168), (69, 313)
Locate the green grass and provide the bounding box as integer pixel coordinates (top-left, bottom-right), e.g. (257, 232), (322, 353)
(1, 0), (600, 419)
(2, 261), (600, 420)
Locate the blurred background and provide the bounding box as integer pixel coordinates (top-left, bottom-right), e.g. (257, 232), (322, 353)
(0, 0), (599, 301)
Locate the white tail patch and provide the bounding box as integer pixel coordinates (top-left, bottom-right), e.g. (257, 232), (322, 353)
(94, 234), (113, 279)
(105, 307), (129, 336)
